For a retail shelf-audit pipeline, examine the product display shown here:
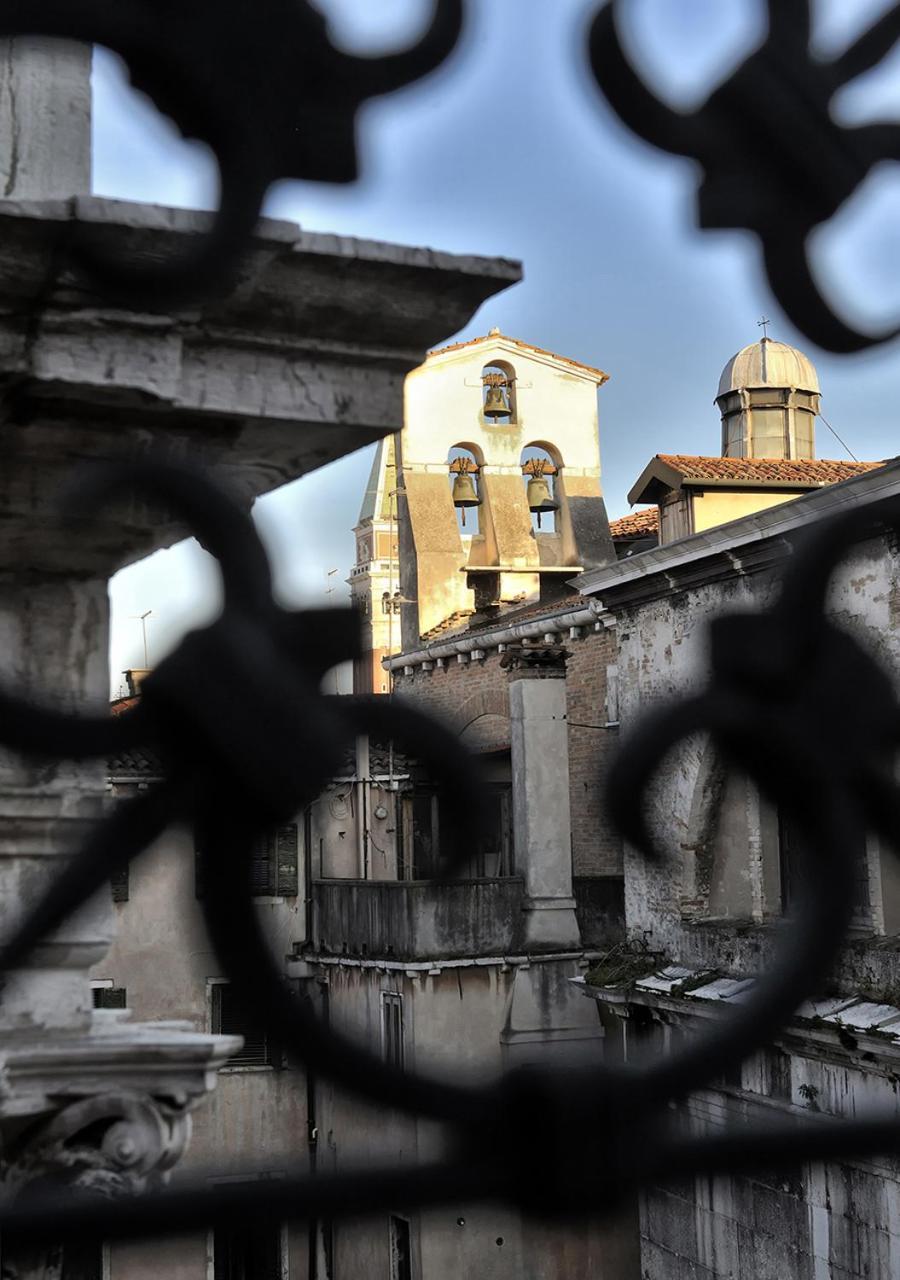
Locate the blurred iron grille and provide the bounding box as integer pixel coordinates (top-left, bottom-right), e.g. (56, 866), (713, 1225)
(0, 0), (899, 1263)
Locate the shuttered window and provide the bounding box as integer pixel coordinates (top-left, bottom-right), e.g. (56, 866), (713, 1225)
(210, 982), (273, 1068)
(196, 823), (299, 899)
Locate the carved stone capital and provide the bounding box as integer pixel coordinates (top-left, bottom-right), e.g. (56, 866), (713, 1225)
(4, 1090), (192, 1201)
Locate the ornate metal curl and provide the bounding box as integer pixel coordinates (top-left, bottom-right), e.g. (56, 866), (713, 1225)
(0, 476), (895, 1251)
(588, 0), (900, 353)
(0, 0), (464, 304)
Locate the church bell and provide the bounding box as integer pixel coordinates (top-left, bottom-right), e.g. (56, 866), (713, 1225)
(527, 475), (558, 528)
(483, 384), (511, 419)
(452, 471), (480, 527)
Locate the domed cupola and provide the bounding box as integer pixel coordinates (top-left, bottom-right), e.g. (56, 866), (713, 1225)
(716, 336), (821, 460)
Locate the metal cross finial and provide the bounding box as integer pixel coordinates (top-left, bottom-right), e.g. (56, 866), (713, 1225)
(757, 316), (771, 340)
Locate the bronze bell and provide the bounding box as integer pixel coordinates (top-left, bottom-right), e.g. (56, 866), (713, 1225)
(483, 384), (511, 419)
(452, 472), (480, 526)
(527, 475), (558, 528)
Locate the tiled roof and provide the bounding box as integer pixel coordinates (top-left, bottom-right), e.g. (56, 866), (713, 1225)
(609, 508), (659, 539)
(427, 331), (609, 383)
(421, 610), (473, 641)
(657, 455), (885, 484)
(463, 592), (586, 635)
(110, 696), (138, 717)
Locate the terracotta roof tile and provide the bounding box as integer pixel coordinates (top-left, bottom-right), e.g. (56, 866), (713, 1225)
(656, 455), (886, 485)
(428, 331), (609, 383)
(609, 508), (659, 539)
(421, 609), (474, 641)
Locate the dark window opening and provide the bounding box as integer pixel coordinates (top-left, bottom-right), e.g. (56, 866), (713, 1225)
(401, 782), (513, 880)
(196, 823), (298, 899)
(93, 986), (127, 1010)
(61, 1241), (104, 1280)
(214, 1221), (283, 1280)
(110, 865), (129, 902)
(472, 785), (513, 877)
(211, 982), (274, 1068)
(779, 806), (870, 922)
(389, 1215), (412, 1280)
(382, 992), (403, 1069)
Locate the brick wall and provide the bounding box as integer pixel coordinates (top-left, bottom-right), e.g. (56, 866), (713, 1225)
(392, 625), (623, 876)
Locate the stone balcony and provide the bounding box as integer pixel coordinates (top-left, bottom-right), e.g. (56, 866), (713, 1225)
(311, 875), (625, 960)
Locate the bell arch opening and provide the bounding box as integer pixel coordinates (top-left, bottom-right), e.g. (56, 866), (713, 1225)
(448, 444), (482, 534)
(481, 361), (516, 425)
(520, 443), (561, 533)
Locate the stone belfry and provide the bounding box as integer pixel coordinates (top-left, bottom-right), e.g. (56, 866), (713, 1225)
(396, 330), (616, 650)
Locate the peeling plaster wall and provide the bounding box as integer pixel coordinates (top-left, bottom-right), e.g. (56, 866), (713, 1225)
(318, 958), (636, 1280)
(605, 523), (900, 1280)
(96, 808), (310, 1280)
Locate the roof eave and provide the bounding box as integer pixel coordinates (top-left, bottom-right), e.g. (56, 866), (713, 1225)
(627, 458), (684, 506)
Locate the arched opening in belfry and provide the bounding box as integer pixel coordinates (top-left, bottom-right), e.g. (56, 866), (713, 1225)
(448, 444), (482, 535)
(520, 443), (560, 533)
(481, 361), (516, 425)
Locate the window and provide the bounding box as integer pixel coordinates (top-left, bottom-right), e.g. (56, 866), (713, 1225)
(210, 981), (274, 1068)
(92, 983), (127, 1010)
(110, 865), (129, 903)
(401, 782), (512, 880)
(389, 1215), (412, 1280)
(381, 992), (404, 1069)
(213, 1222), (284, 1280)
(778, 806), (870, 923)
(472, 785), (512, 877)
(62, 1240), (107, 1279)
(196, 824), (298, 899)
(400, 789), (442, 879)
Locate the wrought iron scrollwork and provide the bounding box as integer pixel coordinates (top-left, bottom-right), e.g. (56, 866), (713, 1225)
(588, 0), (900, 353)
(0, 470), (896, 1250)
(0, 0), (464, 304)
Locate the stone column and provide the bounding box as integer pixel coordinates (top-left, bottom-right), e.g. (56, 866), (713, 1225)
(0, 573), (113, 1034)
(505, 646), (581, 949)
(0, 38), (91, 199)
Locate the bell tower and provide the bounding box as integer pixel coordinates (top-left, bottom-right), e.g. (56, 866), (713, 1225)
(349, 435), (400, 694)
(397, 330), (615, 650)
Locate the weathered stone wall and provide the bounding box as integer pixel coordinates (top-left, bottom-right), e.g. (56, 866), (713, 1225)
(393, 623), (623, 877)
(317, 955), (637, 1280)
(593, 499), (900, 1280)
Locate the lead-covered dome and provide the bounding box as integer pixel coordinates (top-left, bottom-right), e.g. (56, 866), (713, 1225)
(716, 338), (821, 461)
(717, 338), (820, 399)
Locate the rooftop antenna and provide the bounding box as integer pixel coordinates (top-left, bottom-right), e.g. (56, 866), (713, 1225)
(129, 610), (152, 668)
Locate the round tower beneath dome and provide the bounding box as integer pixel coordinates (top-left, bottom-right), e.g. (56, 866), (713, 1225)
(716, 337), (820, 460)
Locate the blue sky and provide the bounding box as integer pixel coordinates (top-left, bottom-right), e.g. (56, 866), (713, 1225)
(100, 0), (900, 688)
